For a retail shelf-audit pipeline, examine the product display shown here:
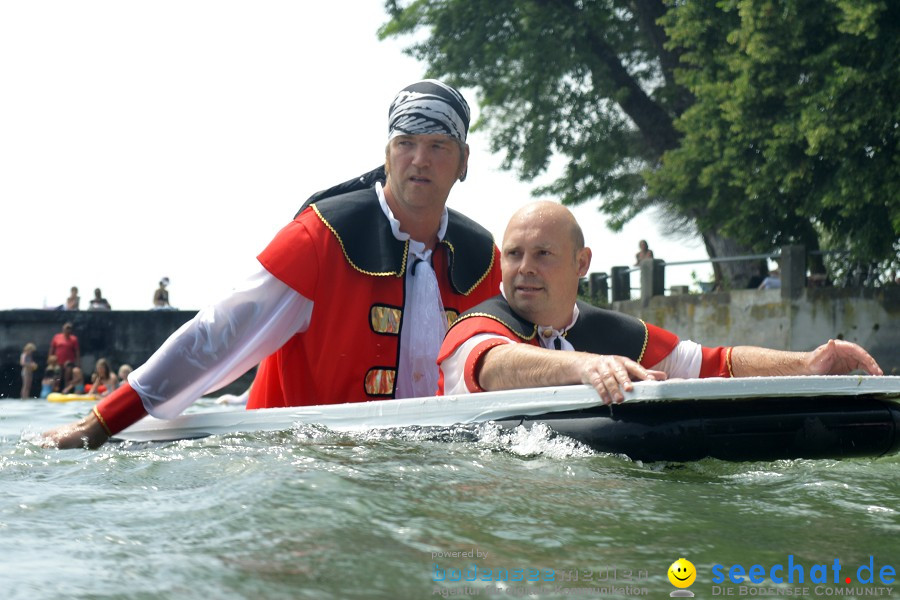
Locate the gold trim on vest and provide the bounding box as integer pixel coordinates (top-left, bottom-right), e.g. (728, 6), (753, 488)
(452, 311), (538, 341)
(440, 238), (496, 296)
(312, 203), (408, 277)
(637, 320), (649, 363)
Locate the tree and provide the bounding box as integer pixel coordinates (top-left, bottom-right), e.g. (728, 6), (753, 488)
(651, 0), (900, 277)
(380, 0), (763, 287)
(380, 0), (899, 286)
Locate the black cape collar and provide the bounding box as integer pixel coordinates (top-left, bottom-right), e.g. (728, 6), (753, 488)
(454, 295), (647, 360)
(454, 295), (538, 340)
(304, 182), (495, 296)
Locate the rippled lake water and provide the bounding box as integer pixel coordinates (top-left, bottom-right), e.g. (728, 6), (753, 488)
(1, 398), (898, 599)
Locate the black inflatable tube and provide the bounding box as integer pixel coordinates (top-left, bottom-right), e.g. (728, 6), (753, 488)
(493, 396), (900, 462)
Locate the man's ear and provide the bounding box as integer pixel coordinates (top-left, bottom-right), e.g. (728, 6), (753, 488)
(576, 247), (592, 277)
(458, 143), (470, 181)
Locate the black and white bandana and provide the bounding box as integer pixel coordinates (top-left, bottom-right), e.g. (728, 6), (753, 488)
(388, 79), (470, 144)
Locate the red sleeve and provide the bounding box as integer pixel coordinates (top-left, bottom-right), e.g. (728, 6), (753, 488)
(256, 210), (322, 299)
(438, 314), (521, 364)
(93, 383), (148, 436)
(463, 338), (510, 393)
(640, 323), (680, 367)
(699, 346), (734, 378)
(437, 313), (522, 395)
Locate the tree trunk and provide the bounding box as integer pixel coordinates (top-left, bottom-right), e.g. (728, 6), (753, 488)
(700, 229), (762, 290)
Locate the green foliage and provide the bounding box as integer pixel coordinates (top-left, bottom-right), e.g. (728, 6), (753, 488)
(651, 0), (900, 263)
(380, 0), (900, 266)
(380, 0), (684, 230)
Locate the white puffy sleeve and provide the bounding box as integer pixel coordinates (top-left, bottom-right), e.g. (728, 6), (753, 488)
(440, 333), (515, 395)
(648, 339), (703, 379)
(130, 263), (312, 419)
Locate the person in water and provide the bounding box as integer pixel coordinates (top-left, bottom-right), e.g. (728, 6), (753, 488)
(437, 202), (883, 403)
(43, 79), (502, 449)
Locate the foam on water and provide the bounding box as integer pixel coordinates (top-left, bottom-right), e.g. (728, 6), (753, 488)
(341, 420), (598, 460)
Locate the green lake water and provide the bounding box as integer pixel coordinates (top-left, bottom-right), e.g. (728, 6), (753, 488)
(1, 399), (897, 599)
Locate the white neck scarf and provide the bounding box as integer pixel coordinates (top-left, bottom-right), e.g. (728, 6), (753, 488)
(377, 183), (448, 398)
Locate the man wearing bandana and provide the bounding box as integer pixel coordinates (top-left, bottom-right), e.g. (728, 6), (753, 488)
(438, 202), (883, 403)
(44, 80), (503, 449)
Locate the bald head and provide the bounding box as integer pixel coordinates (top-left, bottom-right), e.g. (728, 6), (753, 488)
(504, 201), (584, 255)
(501, 201), (592, 329)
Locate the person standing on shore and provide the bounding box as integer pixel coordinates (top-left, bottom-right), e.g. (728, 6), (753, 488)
(152, 278), (172, 310)
(19, 343), (38, 399)
(88, 288), (112, 310)
(634, 239), (653, 265)
(65, 287), (80, 311)
(48, 323), (80, 372)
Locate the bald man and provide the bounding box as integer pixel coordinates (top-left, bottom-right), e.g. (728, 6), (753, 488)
(437, 202), (883, 403)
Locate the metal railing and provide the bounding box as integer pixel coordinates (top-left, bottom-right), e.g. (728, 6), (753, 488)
(585, 246), (894, 305)
(586, 245), (805, 304)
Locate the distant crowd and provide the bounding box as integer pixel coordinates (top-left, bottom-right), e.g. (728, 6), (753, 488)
(17, 279), (174, 398)
(55, 278), (175, 312)
(19, 322), (133, 400)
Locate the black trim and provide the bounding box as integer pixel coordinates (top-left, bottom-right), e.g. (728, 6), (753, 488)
(312, 189), (407, 276)
(453, 296), (646, 359)
(298, 165), (386, 217)
(300, 184), (495, 294)
(454, 296), (537, 340)
(565, 301), (646, 360)
(440, 210), (496, 295)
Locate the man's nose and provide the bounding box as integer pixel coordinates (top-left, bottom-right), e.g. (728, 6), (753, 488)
(411, 144), (431, 167)
(518, 254), (536, 275)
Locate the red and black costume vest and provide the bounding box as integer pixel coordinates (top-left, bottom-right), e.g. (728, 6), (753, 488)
(438, 295), (733, 393)
(248, 186), (502, 408)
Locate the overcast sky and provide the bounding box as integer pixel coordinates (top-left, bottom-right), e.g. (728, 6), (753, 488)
(0, 0), (706, 311)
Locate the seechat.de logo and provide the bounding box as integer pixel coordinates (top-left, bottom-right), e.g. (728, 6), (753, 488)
(669, 558), (697, 597)
(711, 555), (896, 586)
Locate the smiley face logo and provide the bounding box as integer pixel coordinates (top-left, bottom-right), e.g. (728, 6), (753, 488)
(668, 558), (697, 588)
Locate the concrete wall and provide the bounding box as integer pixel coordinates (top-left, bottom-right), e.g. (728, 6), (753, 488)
(613, 286), (900, 375)
(0, 309), (256, 398)
(3, 286), (897, 398)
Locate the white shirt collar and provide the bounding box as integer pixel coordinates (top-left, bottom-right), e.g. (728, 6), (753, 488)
(375, 181), (449, 260)
(536, 304), (580, 349)
(497, 287), (580, 350)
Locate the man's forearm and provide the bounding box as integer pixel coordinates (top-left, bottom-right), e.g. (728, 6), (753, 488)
(478, 344), (582, 391)
(731, 340), (882, 377)
(730, 346), (809, 377)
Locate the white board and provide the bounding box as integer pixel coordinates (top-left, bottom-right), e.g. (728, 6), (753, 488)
(115, 375), (900, 443)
